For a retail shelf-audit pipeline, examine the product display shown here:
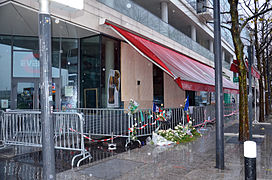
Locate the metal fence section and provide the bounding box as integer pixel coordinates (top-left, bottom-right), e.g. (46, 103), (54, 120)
(74, 108), (130, 138)
(0, 111), (90, 167)
(70, 108), (185, 146)
(72, 104), (238, 141)
(0, 104), (238, 150)
(187, 104), (238, 128)
(131, 108), (185, 137)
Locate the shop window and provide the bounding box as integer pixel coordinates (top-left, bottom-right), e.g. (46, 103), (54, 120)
(153, 65), (164, 107)
(186, 90), (195, 106)
(12, 36), (60, 78)
(13, 36), (39, 51)
(80, 36), (101, 108)
(101, 36), (120, 108)
(60, 38), (79, 110)
(80, 35), (120, 108)
(0, 36), (11, 109)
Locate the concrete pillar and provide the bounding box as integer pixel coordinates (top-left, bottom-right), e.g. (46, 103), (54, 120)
(209, 39), (214, 53)
(161, 2), (168, 23)
(191, 25), (196, 41)
(222, 50), (225, 62)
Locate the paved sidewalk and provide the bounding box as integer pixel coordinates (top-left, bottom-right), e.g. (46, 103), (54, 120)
(57, 118), (272, 180)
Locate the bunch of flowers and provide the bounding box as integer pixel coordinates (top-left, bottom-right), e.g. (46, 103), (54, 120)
(157, 122), (201, 144)
(128, 99), (139, 115)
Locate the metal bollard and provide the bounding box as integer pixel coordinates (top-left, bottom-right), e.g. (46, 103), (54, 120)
(244, 141), (256, 180)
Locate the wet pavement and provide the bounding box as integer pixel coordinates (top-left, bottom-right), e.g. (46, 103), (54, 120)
(0, 145), (120, 179)
(57, 116), (272, 180)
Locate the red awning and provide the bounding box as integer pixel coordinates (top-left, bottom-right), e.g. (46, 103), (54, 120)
(251, 66), (260, 79)
(106, 22), (238, 94)
(230, 59), (260, 79)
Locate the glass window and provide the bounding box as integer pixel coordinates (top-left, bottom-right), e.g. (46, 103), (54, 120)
(80, 36), (101, 108)
(186, 90), (196, 106)
(13, 36), (39, 51)
(153, 65), (164, 107)
(52, 38), (61, 78)
(80, 35), (121, 108)
(13, 36), (61, 78)
(0, 36), (11, 109)
(101, 36), (120, 108)
(17, 82), (34, 109)
(13, 51), (40, 78)
(60, 38), (79, 109)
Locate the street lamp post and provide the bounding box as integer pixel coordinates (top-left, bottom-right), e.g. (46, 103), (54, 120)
(39, 0), (55, 179)
(213, 0), (224, 170)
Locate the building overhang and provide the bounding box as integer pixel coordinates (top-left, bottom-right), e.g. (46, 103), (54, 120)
(0, 1), (98, 38)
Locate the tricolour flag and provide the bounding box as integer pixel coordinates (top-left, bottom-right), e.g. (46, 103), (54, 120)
(153, 103), (159, 113)
(184, 95), (189, 111)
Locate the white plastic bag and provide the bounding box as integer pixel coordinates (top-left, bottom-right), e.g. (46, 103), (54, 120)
(152, 132), (174, 146)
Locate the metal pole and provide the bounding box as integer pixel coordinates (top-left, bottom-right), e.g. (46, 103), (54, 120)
(39, 0), (55, 179)
(213, 0), (224, 170)
(266, 37), (271, 113)
(254, 77), (257, 123)
(248, 46), (253, 140)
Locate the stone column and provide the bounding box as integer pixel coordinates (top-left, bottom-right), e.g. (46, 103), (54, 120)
(222, 50), (225, 62)
(191, 25), (196, 41)
(209, 39), (214, 53)
(161, 2), (168, 23)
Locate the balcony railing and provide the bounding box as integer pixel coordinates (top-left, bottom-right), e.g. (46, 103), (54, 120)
(185, 0), (234, 48)
(97, 0), (214, 61)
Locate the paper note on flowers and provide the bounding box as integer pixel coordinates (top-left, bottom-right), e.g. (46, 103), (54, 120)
(152, 132), (174, 146)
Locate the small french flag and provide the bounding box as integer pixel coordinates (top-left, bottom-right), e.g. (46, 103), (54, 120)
(153, 103), (159, 113)
(184, 95), (189, 111)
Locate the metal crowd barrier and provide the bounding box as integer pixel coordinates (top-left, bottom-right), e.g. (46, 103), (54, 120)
(0, 111), (90, 167)
(71, 104), (238, 145)
(131, 108), (185, 137)
(69, 108), (185, 146)
(1, 103), (238, 151)
(73, 108), (130, 138)
(188, 103), (239, 127)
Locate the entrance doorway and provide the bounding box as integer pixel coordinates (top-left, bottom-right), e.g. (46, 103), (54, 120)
(11, 78), (61, 110)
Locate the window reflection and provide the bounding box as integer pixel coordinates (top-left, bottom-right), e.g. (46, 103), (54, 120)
(81, 36), (100, 108)
(0, 36), (11, 109)
(13, 36), (39, 51)
(13, 51), (40, 77)
(61, 39), (78, 110)
(17, 83), (34, 109)
(80, 35), (120, 108)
